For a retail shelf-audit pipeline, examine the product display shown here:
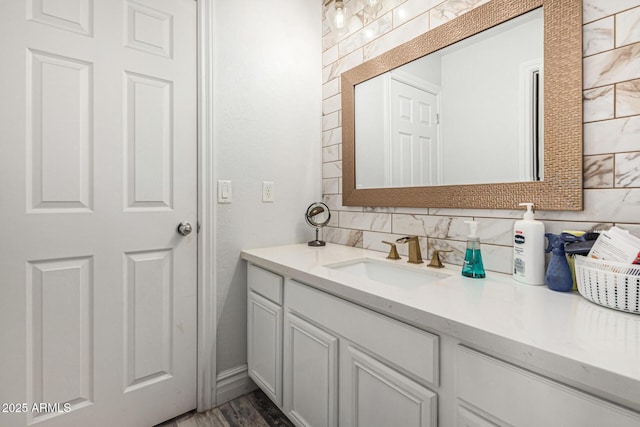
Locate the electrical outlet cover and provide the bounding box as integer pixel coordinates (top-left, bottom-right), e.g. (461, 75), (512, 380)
(262, 181), (274, 202)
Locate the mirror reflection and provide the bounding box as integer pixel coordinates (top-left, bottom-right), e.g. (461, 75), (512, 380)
(355, 8), (543, 189)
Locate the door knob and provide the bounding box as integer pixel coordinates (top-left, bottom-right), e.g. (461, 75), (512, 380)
(177, 222), (193, 236)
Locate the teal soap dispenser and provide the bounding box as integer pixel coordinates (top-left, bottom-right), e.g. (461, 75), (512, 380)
(462, 220), (486, 279)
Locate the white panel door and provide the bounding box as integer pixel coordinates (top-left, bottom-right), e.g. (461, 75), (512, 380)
(0, 1), (197, 426)
(389, 79), (441, 186)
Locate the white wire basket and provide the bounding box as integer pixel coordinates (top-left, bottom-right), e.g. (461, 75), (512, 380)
(574, 256), (640, 314)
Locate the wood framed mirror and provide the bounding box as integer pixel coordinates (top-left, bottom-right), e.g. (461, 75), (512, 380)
(341, 0), (582, 210)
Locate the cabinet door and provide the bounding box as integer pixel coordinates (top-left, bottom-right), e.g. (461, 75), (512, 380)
(284, 312), (338, 427)
(456, 345), (640, 427)
(340, 344), (437, 427)
(457, 404), (500, 427)
(247, 291), (282, 405)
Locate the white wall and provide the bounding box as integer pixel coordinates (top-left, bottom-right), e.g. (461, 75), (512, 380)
(213, 0), (322, 374)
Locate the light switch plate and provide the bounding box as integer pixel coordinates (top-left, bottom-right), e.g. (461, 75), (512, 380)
(218, 180), (232, 203)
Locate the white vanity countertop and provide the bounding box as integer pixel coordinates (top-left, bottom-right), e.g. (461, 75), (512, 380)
(241, 243), (640, 410)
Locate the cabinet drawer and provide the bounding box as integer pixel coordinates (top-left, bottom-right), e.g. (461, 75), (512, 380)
(248, 263), (283, 304)
(287, 280), (439, 387)
(456, 346), (640, 427)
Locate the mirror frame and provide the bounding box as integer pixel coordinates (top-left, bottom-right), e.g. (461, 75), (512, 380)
(341, 0), (582, 210)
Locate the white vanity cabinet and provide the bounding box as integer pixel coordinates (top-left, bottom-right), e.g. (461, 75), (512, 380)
(244, 251), (640, 427)
(247, 264), (438, 427)
(247, 264), (284, 406)
(285, 279), (438, 427)
(455, 346), (640, 427)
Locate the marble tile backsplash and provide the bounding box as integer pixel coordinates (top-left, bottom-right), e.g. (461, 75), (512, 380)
(321, 0), (640, 274)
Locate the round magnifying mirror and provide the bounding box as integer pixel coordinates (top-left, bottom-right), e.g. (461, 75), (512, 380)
(305, 202), (331, 246)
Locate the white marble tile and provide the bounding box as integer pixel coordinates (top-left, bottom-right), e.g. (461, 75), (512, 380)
(362, 13), (429, 60)
(392, 206), (430, 215)
(327, 212), (340, 227)
(583, 17), (614, 56)
(323, 93), (341, 115)
(583, 154), (614, 188)
(323, 77), (340, 100)
(325, 46), (364, 81)
(363, 230), (427, 257)
(363, 230), (403, 253)
(617, 223), (640, 238)
(428, 207), (522, 219)
(583, 43), (640, 89)
(340, 211), (392, 232)
(615, 152), (640, 187)
(323, 193), (362, 212)
(363, 206), (394, 214)
(583, 0), (640, 23)
(616, 6), (640, 47)
(583, 86), (615, 122)
(323, 127), (342, 146)
(323, 144), (341, 163)
(360, 0), (406, 25)
(392, 0), (441, 27)
(323, 160), (342, 178)
(428, 238), (465, 267)
(472, 217), (515, 246)
(323, 177), (340, 194)
(391, 213), (431, 237)
(322, 15), (331, 36)
(535, 188), (640, 223)
(479, 243), (513, 275)
(429, 0), (489, 30)
(616, 78), (640, 117)
(541, 220), (613, 235)
(322, 111), (339, 131)
(323, 44), (339, 67)
(583, 115), (640, 155)
(324, 226), (363, 246)
(339, 11), (393, 58)
(322, 32), (334, 53)
(392, 214), (468, 239)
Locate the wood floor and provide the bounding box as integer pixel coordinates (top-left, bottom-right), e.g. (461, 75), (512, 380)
(156, 389), (294, 427)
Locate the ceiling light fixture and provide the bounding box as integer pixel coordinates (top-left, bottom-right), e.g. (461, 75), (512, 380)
(325, 0), (351, 37)
(362, 0), (383, 15)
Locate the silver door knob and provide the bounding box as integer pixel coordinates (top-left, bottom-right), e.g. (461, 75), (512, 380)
(177, 222), (193, 236)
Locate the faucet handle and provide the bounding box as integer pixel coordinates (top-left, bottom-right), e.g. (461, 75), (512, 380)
(382, 241), (401, 260)
(428, 250), (452, 268)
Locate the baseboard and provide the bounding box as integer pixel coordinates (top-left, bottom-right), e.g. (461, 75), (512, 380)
(216, 364), (257, 405)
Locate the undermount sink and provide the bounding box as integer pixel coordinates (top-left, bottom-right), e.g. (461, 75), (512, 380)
(325, 258), (453, 288)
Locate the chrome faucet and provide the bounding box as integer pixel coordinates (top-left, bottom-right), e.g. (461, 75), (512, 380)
(396, 236), (423, 264)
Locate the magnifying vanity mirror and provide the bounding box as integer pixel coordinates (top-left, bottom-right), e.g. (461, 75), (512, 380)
(341, 0), (582, 210)
(305, 202), (331, 246)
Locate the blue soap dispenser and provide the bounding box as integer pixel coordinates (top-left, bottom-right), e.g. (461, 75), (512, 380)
(462, 220), (486, 279)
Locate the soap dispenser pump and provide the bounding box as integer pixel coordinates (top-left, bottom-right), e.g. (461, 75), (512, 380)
(513, 202), (546, 285)
(462, 221), (486, 279)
